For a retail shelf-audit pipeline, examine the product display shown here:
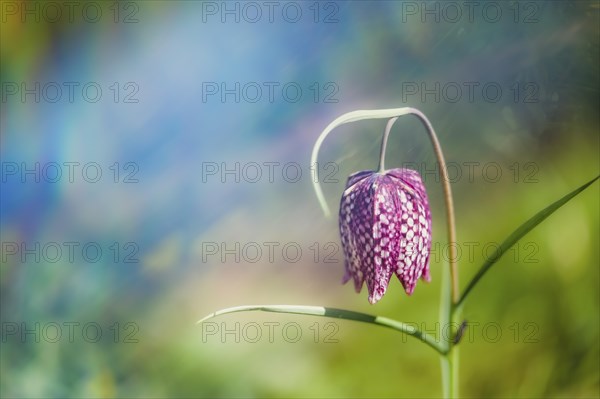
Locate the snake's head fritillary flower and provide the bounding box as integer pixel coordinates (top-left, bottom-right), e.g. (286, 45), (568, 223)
(339, 168), (432, 304)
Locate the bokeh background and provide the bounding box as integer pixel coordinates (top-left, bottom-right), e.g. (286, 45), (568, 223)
(1, 1), (599, 397)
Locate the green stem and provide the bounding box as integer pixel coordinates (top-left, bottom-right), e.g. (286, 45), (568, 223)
(449, 306), (462, 398)
(452, 343), (460, 398)
(440, 355), (451, 398)
(440, 297), (460, 399)
(439, 258), (452, 397)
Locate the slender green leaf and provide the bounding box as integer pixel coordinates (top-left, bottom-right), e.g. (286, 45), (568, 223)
(198, 304), (447, 355)
(457, 175), (599, 308)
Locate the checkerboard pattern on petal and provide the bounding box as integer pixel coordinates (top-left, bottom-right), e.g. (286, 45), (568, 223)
(340, 169), (432, 304)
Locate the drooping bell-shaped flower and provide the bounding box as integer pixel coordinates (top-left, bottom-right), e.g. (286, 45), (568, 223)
(339, 168), (432, 304)
(311, 110), (443, 304)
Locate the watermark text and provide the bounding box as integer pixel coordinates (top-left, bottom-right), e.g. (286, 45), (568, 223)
(1, 321), (139, 343)
(1, 241), (140, 264)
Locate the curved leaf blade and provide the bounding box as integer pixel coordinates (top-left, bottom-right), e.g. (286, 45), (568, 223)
(457, 175), (599, 308)
(198, 304), (447, 355)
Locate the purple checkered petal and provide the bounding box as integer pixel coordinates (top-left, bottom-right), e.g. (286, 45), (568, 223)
(339, 168), (432, 304)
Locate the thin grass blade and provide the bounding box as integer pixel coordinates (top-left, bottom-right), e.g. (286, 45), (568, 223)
(198, 304), (447, 354)
(457, 175), (599, 308)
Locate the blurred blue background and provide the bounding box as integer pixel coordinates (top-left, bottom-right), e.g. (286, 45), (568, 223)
(1, 1), (598, 397)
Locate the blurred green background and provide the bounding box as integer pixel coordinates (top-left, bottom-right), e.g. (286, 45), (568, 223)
(1, 1), (598, 397)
